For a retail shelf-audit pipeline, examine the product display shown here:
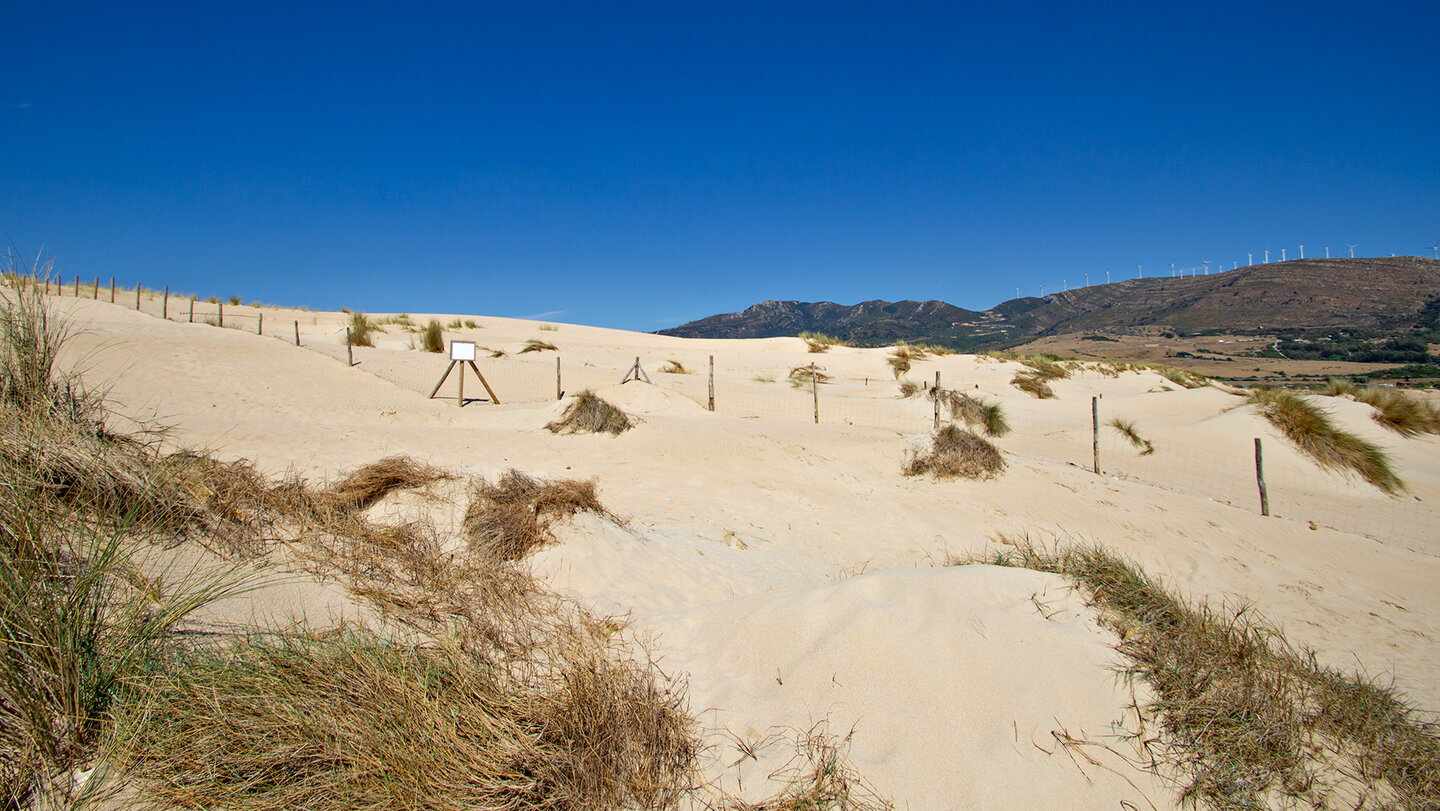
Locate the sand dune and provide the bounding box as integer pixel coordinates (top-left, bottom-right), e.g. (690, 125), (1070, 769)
(48, 294), (1440, 808)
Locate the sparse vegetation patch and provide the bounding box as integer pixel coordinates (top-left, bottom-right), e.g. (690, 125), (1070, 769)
(1109, 417), (1155, 455)
(1246, 388), (1404, 494)
(546, 390), (634, 435)
(904, 424), (1005, 480)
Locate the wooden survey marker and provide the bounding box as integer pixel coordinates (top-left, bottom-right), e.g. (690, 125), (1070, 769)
(428, 341), (500, 407)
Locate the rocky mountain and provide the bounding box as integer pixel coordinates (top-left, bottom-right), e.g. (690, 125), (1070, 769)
(658, 257), (1440, 349)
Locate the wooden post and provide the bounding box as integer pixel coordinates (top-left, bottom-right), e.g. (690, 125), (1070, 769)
(1255, 437), (1270, 517)
(189, 299), (194, 323)
(135, 284), (140, 310)
(933, 371), (942, 429)
(258, 312), (263, 335)
(162, 286), (168, 319)
(346, 327), (354, 366)
(294, 320), (301, 347)
(458, 361), (465, 407)
(556, 356), (562, 400)
(92, 277), (98, 299)
(708, 355), (715, 412)
(1092, 396), (1100, 475)
(811, 362), (819, 424)
(218, 301), (224, 328)
(109, 277), (115, 303)
(73, 276), (79, 296)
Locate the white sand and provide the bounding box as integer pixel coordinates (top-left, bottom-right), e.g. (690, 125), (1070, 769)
(50, 294), (1440, 808)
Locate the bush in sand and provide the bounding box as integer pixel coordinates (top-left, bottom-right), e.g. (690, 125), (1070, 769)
(420, 318), (444, 353)
(463, 469), (614, 561)
(904, 424), (1005, 480)
(930, 388), (1010, 437)
(345, 311), (377, 347)
(546, 390), (634, 435)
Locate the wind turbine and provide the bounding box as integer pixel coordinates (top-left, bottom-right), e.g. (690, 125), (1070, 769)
(1063, 279), (1067, 292)
(1170, 262), (1176, 277)
(1203, 259), (1210, 275)
(1299, 244), (1305, 259)
(1264, 249), (1270, 263)
(1281, 248), (1287, 261)
(1324, 246), (1330, 258)
(1106, 268), (1111, 284)
(1138, 264), (1142, 278)
(1248, 252), (1253, 265)
(1084, 273), (1088, 287)
(1430, 240), (1438, 259)
(1347, 243), (1357, 258)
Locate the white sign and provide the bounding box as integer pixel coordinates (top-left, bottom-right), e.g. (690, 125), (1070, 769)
(450, 341), (476, 361)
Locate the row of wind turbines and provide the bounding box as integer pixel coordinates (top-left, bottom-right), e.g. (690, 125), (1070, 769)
(1020, 239), (1440, 300)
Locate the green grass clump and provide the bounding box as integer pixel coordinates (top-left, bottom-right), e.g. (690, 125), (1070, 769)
(799, 331), (842, 353)
(887, 342), (929, 378)
(954, 537), (1440, 811)
(445, 318), (462, 329)
(1109, 417), (1155, 455)
(1247, 388), (1404, 494)
(463, 319), (479, 329)
(546, 390), (633, 435)
(1349, 386), (1440, 437)
(930, 389), (1010, 437)
(904, 424), (1005, 480)
(420, 319), (444, 353)
(346, 311), (376, 347)
(1151, 364), (1208, 389)
(537, 322), (559, 331)
(519, 338), (558, 354)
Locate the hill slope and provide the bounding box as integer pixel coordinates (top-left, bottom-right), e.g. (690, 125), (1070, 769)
(660, 257), (1440, 348)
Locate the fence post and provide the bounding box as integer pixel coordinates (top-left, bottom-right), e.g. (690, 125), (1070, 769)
(189, 299), (194, 323)
(556, 356), (562, 400)
(294, 320), (300, 347)
(811, 362), (819, 424)
(92, 277), (98, 299)
(218, 301), (224, 328)
(1092, 396), (1100, 475)
(258, 312), (263, 335)
(135, 284), (140, 310)
(708, 355), (715, 412)
(73, 276), (79, 296)
(346, 328), (354, 366)
(163, 286), (168, 320)
(933, 371), (941, 429)
(109, 277), (115, 303)
(1255, 437), (1270, 517)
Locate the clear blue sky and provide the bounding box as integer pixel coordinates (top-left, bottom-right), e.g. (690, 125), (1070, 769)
(4, 1), (1437, 331)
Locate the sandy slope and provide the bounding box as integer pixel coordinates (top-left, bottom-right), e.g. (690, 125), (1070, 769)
(53, 295), (1440, 809)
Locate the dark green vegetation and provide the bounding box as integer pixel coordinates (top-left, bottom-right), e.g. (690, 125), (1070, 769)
(660, 257), (1440, 355)
(955, 538), (1440, 811)
(420, 318), (445, 352)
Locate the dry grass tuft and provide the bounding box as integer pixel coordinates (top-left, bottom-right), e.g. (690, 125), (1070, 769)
(520, 338), (559, 354)
(1350, 386), (1440, 438)
(955, 536), (1440, 811)
(463, 470), (613, 561)
(799, 331), (842, 353)
(1247, 388), (1404, 494)
(1109, 417), (1155, 455)
(897, 378), (923, 398)
(317, 455), (450, 513)
(718, 725), (894, 810)
(904, 424), (1005, 480)
(787, 366), (831, 388)
(1151, 364), (1208, 389)
(660, 359), (692, 374)
(547, 390), (634, 435)
(886, 342), (929, 378)
(1008, 355), (1071, 399)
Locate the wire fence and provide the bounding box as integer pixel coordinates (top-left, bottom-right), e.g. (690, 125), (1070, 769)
(44, 278), (1440, 554)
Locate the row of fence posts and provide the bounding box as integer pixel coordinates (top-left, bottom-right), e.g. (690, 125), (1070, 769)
(43, 274), (303, 349)
(41, 281), (1285, 519)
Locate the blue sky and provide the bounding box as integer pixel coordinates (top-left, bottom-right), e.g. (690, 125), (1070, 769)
(4, 2), (1437, 331)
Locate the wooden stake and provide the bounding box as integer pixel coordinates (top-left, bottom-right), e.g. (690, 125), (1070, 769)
(1092, 396), (1101, 475)
(92, 277), (98, 299)
(458, 360), (464, 407)
(73, 276), (79, 296)
(189, 299), (194, 323)
(933, 371), (942, 429)
(294, 320), (300, 346)
(468, 361), (500, 404)
(708, 355), (715, 412)
(346, 328), (353, 366)
(258, 312), (263, 335)
(1255, 437), (1270, 517)
(811, 362), (819, 424)
(110, 277), (115, 303)
(556, 356), (562, 400)
(163, 285), (168, 320)
(135, 284), (140, 310)
(218, 301), (224, 328)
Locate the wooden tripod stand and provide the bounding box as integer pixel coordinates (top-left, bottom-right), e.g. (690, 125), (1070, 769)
(429, 360), (501, 407)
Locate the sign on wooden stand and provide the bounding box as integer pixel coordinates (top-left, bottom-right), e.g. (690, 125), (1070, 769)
(428, 341), (501, 407)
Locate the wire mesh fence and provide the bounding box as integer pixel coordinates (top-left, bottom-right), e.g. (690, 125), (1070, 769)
(47, 280), (1439, 553)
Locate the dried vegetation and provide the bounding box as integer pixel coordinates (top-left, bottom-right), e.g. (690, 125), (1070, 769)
(904, 424), (1006, 480)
